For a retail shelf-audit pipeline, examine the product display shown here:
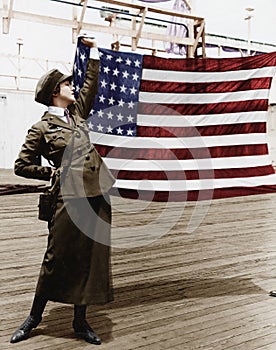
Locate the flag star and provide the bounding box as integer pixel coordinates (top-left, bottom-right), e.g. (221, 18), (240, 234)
(99, 94), (106, 103)
(80, 53), (86, 62)
(118, 99), (125, 107)
(130, 86), (137, 95)
(107, 125), (113, 133)
(127, 128), (134, 136)
(97, 124), (104, 132)
(103, 66), (110, 74)
(116, 127), (123, 135)
(132, 72), (139, 81)
(78, 69), (82, 77)
(116, 56), (123, 63)
(88, 121), (94, 130)
(106, 54), (113, 60)
(108, 97), (115, 105)
(91, 109), (95, 114)
(73, 63), (77, 71)
(120, 85), (127, 93)
(134, 59), (140, 67)
(127, 115), (134, 122)
(75, 85), (80, 93)
(125, 58), (132, 66)
(110, 82), (117, 90)
(101, 79), (108, 88)
(113, 68), (119, 76)
(122, 70), (129, 79)
(107, 111), (114, 119)
(99, 51), (103, 57)
(117, 113), (124, 121)
(128, 101), (135, 109)
(98, 109), (104, 118)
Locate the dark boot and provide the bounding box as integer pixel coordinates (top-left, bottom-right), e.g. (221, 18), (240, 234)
(10, 295), (47, 344)
(10, 315), (41, 343)
(73, 305), (101, 345)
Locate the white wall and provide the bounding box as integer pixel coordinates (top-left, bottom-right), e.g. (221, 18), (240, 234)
(0, 90), (45, 169)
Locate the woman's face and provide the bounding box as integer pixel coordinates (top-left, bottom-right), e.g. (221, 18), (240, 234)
(58, 80), (75, 106)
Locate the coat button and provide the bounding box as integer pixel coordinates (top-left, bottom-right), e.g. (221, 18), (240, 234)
(91, 166), (95, 171)
(85, 155), (90, 161)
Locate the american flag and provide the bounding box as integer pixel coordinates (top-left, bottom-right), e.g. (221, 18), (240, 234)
(73, 40), (276, 201)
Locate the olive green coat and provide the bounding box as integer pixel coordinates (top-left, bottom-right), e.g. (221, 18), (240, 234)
(14, 59), (115, 305)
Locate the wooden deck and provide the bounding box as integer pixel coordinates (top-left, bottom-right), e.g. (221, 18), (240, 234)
(1, 168), (276, 349)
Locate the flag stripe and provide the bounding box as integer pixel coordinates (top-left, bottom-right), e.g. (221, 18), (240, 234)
(90, 131), (268, 148)
(138, 100), (269, 115)
(103, 155), (272, 171)
(140, 77), (272, 93)
(95, 144), (269, 160)
(137, 111), (267, 127)
(136, 122), (266, 137)
(114, 165), (275, 180)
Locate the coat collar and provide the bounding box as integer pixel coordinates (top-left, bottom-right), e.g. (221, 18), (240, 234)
(41, 112), (77, 130)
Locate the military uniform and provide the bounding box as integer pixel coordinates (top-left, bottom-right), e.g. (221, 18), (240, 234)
(14, 57), (115, 305)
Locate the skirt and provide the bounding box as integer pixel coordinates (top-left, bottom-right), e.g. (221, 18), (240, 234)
(35, 194), (113, 305)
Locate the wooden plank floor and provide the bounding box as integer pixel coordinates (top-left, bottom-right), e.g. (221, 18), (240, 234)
(1, 168), (276, 349)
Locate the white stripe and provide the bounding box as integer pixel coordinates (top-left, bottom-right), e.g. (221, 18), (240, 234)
(137, 111), (267, 127)
(114, 174), (276, 191)
(142, 66), (276, 83)
(90, 131), (268, 149)
(103, 155), (272, 171)
(139, 89), (269, 104)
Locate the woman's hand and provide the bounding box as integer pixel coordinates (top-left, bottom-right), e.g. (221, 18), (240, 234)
(81, 37), (97, 48)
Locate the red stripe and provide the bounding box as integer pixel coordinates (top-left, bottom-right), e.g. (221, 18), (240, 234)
(137, 122), (266, 137)
(138, 100), (269, 115)
(111, 185), (276, 202)
(140, 77), (272, 94)
(95, 144), (269, 160)
(142, 52), (276, 72)
(113, 165), (275, 181)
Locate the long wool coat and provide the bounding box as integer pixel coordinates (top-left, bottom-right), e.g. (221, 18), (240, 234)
(14, 58), (115, 305)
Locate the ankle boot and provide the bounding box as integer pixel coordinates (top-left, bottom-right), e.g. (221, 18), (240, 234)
(10, 315), (41, 343)
(73, 305), (101, 345)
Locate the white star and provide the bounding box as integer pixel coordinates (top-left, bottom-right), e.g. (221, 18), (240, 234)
(78, 69), (82, 77)
(117, 113), (124, 121)
(120, 85), (127, 93)
(107, 111), (114, 119)
(75, 85), (80, 93)
(80, 53), (86, 62)
(88, 121), (94, 130)
(127, 115), (134, 122)
(106, 54), (113, 60)
(116, 127), (123, 135)
(130, 86), (137, 95)
(110, 82), (117, 91)
(73, 63), (77, 71)
(91, 109), (95, 114)
(128, 101), (135, 109)
(118, 99), (125, 107)
(113, 68), (119, 76)
(116, 56), (123, 63)
(127, 128), (134, 136)
(125, 58), (131, 66)
(132, 72), (139, 81)
(103, 66), (110, 74)
(99, 51), (103, 57)
(108, 97), (115, 105)
(97, 124), (104, 132)
(101, 79), (108, 88)
(122, 70), (129, 79)
(134, 59), (140, 67)
(98, 109), (104, 118)
(99, 94), (106, 103)
(107, 125), (113, 133)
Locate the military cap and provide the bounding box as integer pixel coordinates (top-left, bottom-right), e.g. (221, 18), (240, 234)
(35, 69), (72, 106)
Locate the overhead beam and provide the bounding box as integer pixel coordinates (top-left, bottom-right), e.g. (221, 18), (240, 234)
(2, 0), (14, 34)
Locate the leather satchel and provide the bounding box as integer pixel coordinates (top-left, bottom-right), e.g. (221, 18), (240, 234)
(38, 190), (56, 221)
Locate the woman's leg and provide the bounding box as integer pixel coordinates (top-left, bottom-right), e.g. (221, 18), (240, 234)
(73, 305), (101, 345)
(10, 294), (47, 343)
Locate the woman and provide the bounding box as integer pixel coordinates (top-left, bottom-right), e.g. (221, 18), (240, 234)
(10, 36), (115, 345)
